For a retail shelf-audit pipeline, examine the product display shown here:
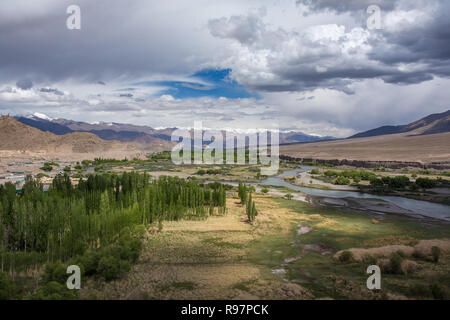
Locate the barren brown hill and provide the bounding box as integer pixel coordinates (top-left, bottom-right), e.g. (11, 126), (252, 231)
(280, 131), (450, 164)
(350, 110), (450, 138)
(0, 116), (139, 155)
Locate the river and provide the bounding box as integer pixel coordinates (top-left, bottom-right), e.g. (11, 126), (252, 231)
(259, 166), (450, 222)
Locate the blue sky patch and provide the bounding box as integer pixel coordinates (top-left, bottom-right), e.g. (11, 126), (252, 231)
(136, 68), (259, 99)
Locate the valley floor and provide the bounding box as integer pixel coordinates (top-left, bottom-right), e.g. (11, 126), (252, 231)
(80, 194), (450, 300)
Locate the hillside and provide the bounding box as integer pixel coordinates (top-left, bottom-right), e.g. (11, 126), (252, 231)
(350, 110), (450, 138)
(0, 116), (123, 153)
(280, 131), (450, 164)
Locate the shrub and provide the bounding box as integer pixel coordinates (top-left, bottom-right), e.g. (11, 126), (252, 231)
(396, 250), (406, 258)
(44, 162), (59, 167)
(431, 246), (441, 263)
(415, 178), (437, 189)
(97, 256), (130, 281)
(0, 271), (14, 300)
(42, 262), (68, 284)
(310, 169), (319, 175)
(40, 165), (53, 172)
(81, 160), (91, 167)
(430, 283), (447, 300)
(30, 281), (78, 300)
(389, 252), (404, 274)
(261, 187), (269, 194)
(325, 170), (338, 177)
(408, 284), (430, 298)
(339, 251), (354, 263)
(360, 171), (376, 181)
(79, 251), (101, 276)
(361, 255), (377, 265)
(410, 183), (419, 191)
(335, 177), (350, 185)
(285, 193), (293, 200)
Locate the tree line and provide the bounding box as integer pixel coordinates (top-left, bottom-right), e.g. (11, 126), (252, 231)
(0, 172), (227, 273)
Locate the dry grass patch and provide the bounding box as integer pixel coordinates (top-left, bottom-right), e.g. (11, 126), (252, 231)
(334, 239), (450, 262)
(80, 194), (314, 300)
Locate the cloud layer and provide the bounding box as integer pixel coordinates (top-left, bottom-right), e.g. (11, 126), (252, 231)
(0, 0), (449, 137)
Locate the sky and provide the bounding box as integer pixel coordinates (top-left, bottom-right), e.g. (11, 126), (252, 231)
(0, 0), (449, 137)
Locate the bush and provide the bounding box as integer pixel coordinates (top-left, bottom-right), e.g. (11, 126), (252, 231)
(30, 281), (78, 300)
(335, 177), (350, 185)
(42, 262), (68, 284)
(310, 169), (319, 174)
(0, 271), (14, 300)
(415, 178), (437, 189)
(410, 183), (419, 191)
(285, 193), (293, 200)
(430, 283), (447, 300)
(396, 250), (406, 258)
(408, 284), (430, 298)
(40, 165), (53, 172)
(339, 251), (354, 263)
(81, 160), (92, 167)
(389, 252), (404, 274)
(261, 187), (269, 194)
(361, 255), (377, 266)
(97, 256), (130, 281)
(44, 162), (59, 167)
(431, 246), (441, 263)
(325, 170), (338, 177)
(79, 251), (101, 276)
(122, 238), (142, 262)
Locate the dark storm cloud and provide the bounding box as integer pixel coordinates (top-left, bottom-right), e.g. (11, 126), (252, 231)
(0, 0), (216, 83)
(368, 1), (450, 70)
(297, 0), (397, 12)
(120, 93), (133, 98)
(16, 79), (33, 90)
(40, 87), (64, 95)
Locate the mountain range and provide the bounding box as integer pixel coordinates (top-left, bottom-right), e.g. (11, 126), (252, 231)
(350, 110), (450, 139)
(13, 113), (333, 145)
(3, 109), (449, 162)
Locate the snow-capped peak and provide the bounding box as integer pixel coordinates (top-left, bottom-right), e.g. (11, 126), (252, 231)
(28, 112), (53, 121)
